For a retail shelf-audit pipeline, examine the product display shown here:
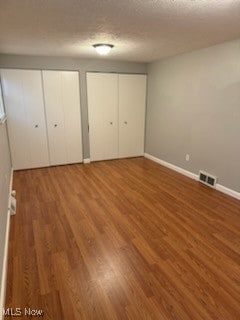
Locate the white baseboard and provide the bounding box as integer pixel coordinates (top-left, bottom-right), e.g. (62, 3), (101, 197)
(144, 153), (198, 181)
(216, 184), (240, 200)
(83, 158), (91, 164)
(144, 153), (240, 200)
(0, 168), (13, 320)
(0, 214), (10, 320)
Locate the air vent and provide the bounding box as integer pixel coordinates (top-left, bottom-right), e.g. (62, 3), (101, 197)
(199, 171), (217, 188)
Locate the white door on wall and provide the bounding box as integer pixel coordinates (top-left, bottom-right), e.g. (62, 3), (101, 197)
(42, 70), (83, 165)
(87, 72), (119, 161)
(119, 74), (146, 158)
(1, 69), (49, 170)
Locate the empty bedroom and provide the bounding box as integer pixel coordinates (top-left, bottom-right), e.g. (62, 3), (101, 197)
(0, 0), (240, 319)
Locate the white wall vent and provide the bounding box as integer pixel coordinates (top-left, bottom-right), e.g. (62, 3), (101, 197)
(199, 171), (217, 188)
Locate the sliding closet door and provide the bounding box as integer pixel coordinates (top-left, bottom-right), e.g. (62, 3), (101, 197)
(61, 72), (83, 164)
(119, 74), (146, 158)
(42, 71), (83, 165)
(1, 69), (49, 170)
(87, 73), (118, 161)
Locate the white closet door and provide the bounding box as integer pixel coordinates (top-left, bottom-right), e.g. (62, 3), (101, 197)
(119, 74), (146, 158)
(61, 72), (83, 164)
(42, 70), (83, 165)
(87, 73), (118, 161)
(1, 69), (49, 170)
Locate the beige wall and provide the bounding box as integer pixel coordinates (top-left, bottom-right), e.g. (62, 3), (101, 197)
(146, 39), (240, 192)
(0, 123), (11, 292)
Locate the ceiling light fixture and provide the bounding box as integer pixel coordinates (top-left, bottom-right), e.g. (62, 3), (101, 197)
(93, 44), (114, 55)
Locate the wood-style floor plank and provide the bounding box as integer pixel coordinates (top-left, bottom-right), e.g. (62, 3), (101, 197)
(5, 158), (240, 319)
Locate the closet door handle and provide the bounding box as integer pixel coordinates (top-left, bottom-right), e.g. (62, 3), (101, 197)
(54, 124), (58, 127)
(34, 124), (39, 128)
(110, 122), (113, 125)
(124, 121), (128, 125)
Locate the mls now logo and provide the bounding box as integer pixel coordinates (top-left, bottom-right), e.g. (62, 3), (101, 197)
(3, 307), (44, 317)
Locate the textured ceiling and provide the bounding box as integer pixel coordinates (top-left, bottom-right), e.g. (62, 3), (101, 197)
(0, 0), (240, 62)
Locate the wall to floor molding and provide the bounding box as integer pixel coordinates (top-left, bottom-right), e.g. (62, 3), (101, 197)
(0, 122), (12, 312)
(144, 153), (240, 200)
(0, 170), (12, 320)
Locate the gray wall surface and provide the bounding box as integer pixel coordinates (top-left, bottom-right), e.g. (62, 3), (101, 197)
(0, 123), (11, 293)
(0, 54), (147, 159)
(146, 39), (240, 192)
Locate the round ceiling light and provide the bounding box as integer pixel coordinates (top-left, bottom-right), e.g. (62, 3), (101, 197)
(93, 44), (114, 55)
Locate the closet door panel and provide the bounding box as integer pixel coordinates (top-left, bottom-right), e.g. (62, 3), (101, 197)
(42, 70), (82, 165)
(21, 71), (50, 168)
(61, 71), (82, 164)
(42, 71), (67, 165)
(87, 73), (118, 161)
(1, 69), (49, 169)
(119, 74), (146, 158)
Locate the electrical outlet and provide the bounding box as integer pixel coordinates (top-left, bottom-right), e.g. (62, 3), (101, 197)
(186, 154), (190, 161)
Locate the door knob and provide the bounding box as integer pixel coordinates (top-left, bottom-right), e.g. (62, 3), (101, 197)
(110, 122), (113, 125)
(35, 125), (38, 128)
(124, 121), (127, 125)
(54, 124), (58, 127)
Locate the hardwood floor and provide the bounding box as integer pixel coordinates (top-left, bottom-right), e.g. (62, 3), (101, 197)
(5, 157), (240, 319)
